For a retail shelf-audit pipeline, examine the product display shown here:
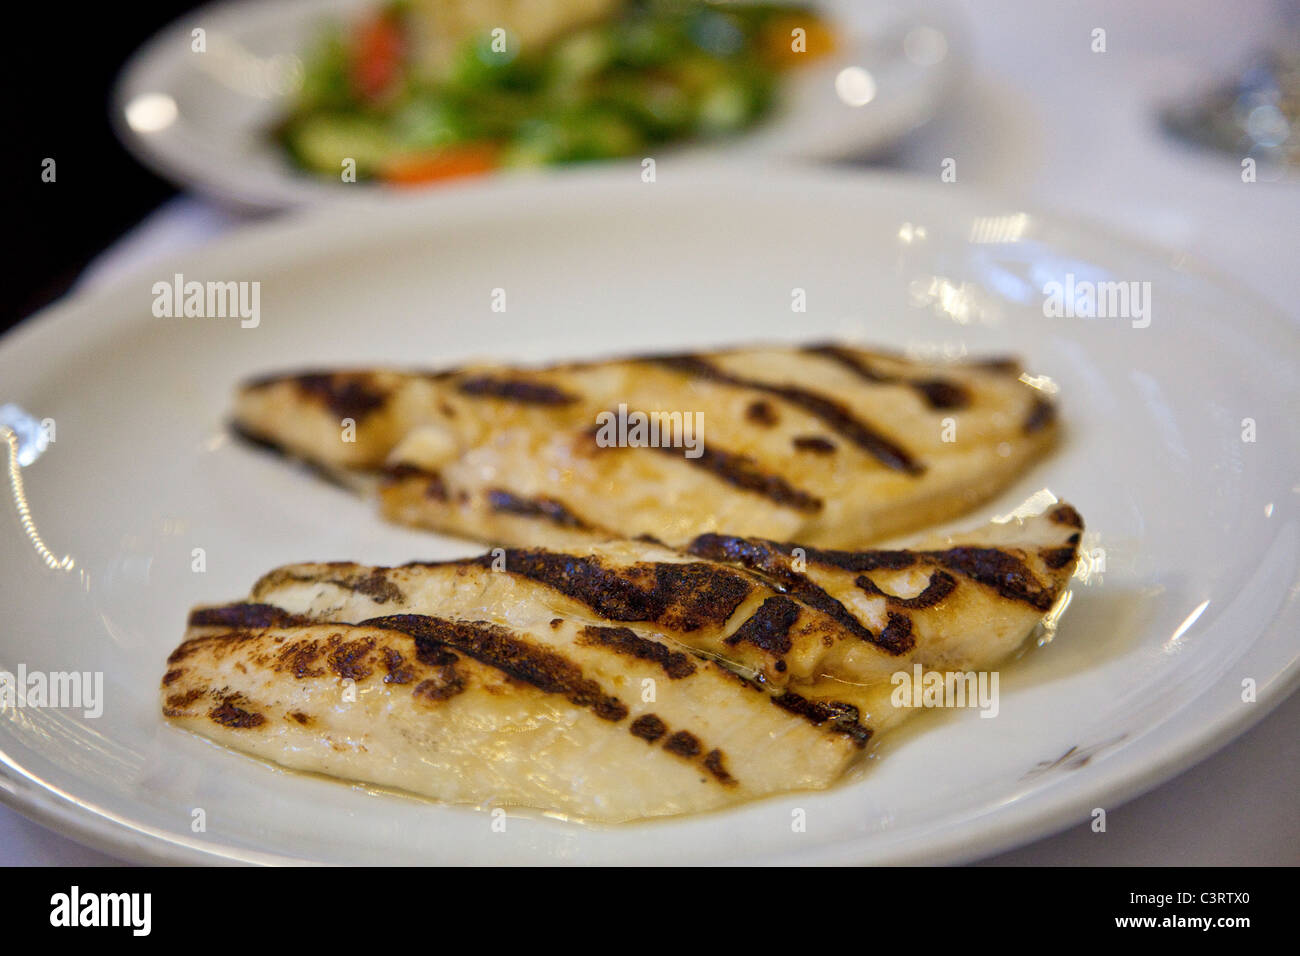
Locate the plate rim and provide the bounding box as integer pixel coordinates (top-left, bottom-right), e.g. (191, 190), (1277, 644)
(2, 164), (1297, 865)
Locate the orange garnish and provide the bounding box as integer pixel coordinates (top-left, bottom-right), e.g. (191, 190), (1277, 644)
(379, 144), (501, 187)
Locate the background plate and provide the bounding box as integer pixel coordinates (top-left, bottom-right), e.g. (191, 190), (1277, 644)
(111, 0), (964, 210)
(1, 167), (1296, 864)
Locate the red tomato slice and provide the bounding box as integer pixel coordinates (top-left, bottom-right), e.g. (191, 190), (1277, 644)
(352, 12), (405, 103)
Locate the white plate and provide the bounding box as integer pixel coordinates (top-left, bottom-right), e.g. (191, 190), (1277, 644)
(111, 0), (964, 210)
(1, 167), (1297, 865)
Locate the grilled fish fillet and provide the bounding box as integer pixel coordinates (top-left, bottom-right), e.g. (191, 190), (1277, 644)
(231, 345), (1060, 549)
(162, 502), (1083, 822)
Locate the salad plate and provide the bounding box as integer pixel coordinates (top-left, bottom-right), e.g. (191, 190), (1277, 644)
(0, 167), (1296, 864)
(111, 0), (964, 209)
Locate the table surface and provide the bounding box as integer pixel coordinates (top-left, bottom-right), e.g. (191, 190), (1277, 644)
(4, 0), (1297, 865)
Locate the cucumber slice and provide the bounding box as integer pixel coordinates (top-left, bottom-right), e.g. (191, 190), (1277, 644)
(283, 114), (398, 177)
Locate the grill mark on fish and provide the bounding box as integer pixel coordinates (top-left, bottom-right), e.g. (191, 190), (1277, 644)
(209, 694), (266, 729)
(1023, 397), (1057, 434)
(295, 373), (391, 420)
(663, 731), (701, 758)
(413, 666), (467, 702)
(188, 602), (316, 629)
(664, 731), (735, 785)
(855, 570), (958, 609)
(930, 547), (1059, 611)
(631, 717), (738, 786)
(486, 489), (594, 530)
(650, 354), (923, 474)
(1049, 504), (1084, 529)
(802, 345), (897, 383)
(330, 571), (405, 605)
(703, 749), (735, 785)
(362, 614), (629, 722)
(693, 531), (1065, 622)
(275, 637), (327, 679)
(797, 541), (1062, 611)
(380, 647), (414, 685)
(877, 611), (915, 654)
(825, 544), (1057, 610)
(327, 635), (378, 681)
(804, 344), (972, 411)
(910, 378), (972, 410)
(651, 442), (823, 512)
(792, 435), (836, 454)
(706, 536), (921, 574)
(465, 550), (755, 632)
(576, 625), (697, 679)
(456, 375), (578, 406)
(805, 547), (919, 572)
(383, 463), (449, 500)
(630, 713), (667, 742)
(1040, 547), (1077, 570)
(723, 595), (800, 659)
(163, 687), (205, 715)
(771, 692), (872, 748)
(416, 643), (460, 667)
(687, 533), (887, 649)
(745, 400), (778, 426)
(243, 371), (392, 420)
(778, 580), (882, 647)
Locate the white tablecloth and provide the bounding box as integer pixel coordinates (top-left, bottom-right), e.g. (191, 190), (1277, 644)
(4, 0), (1296, 865)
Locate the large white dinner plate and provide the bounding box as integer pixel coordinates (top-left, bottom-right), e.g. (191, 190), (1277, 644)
(111, 0), (963, 210)
(1, 167), (1296, 865)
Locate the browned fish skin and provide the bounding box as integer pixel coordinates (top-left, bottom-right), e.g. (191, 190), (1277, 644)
(162, 505), (1083, 821)
(232, 345), (1061, 549)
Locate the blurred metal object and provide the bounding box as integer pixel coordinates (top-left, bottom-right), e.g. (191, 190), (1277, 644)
(1161, 4), (1300, 168)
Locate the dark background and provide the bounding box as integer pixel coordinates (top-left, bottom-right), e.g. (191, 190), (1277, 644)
(5, 2), (208, 333)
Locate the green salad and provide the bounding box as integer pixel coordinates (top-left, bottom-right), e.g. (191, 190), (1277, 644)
(278, 0), (834, 186)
